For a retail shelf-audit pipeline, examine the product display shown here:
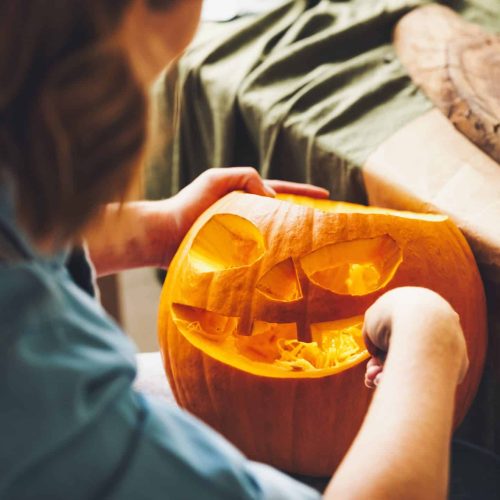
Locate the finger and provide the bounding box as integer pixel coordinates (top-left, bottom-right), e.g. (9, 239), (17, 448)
(362, 320), (390, 360)
(365, 369), (382, 389)
(374, 372), (383, 386)
(365, 376), (376, 389)
(264, 184), (277, 196)
(362, 326), (381, 357)
(265, 180), (330, 198)
(366, 364), (383, 380)
(220, 167), (275, 198)
(365, 357), (383, 389)
(362, 301), (393, 355)
(244, 175), (274, 197)
(366, 357), (383, 371)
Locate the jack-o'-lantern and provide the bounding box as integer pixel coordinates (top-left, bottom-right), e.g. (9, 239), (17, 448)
(158, 192), (487, 476)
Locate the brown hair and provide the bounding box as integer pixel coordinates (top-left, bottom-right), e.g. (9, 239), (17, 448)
(0, 0), (174, 241)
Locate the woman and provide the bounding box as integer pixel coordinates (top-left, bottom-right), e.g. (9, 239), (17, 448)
(0, 1), (468, 498)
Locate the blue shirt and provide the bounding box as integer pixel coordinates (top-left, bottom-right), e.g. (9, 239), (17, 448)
(0, 183), (321, 500)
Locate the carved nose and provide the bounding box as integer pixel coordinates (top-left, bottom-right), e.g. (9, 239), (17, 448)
(256, 257), (302, 302)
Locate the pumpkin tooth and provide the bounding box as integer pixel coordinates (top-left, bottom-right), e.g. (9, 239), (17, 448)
(171, 303), (238, 342)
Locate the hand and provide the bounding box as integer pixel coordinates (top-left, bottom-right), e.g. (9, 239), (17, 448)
(86, 167), (328, 274)
(326, 287), (469, 500)
(172, 166), (329, 236)
(156, 167), (329, 267)
(363, 287), (469, 389)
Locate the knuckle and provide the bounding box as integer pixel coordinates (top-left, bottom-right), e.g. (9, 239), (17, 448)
(242, 166), (258, 176)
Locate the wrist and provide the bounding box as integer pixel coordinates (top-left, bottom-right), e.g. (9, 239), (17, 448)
(390, 305), (467, 383)
(86, 200), (177, 275)
(141, 198), (181, 269)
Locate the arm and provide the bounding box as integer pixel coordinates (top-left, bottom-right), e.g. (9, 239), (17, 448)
(85, 167), (329, 276)
(325, 287), (468, 500)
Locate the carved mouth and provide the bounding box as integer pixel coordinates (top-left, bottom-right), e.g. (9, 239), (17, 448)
(171, 303), (367, 375)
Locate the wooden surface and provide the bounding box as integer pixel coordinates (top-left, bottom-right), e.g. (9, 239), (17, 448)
(395, 4), (500, 164)
(364, 108), (500, 283)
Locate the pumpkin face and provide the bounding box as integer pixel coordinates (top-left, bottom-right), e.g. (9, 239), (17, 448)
(158, 192), (487, 476)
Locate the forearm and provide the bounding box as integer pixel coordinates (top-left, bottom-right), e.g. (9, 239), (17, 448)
(83, 170), (330, 277)
(325, 316), (463, 500)
(85, 200), (178, 276)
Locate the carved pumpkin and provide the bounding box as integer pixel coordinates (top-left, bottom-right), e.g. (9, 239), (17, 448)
(158, 192), (487, 476)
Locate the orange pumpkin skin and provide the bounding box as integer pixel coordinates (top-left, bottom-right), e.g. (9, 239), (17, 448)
(158, 192), (487, 477)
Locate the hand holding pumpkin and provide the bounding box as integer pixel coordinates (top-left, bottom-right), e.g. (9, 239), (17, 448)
(86, 167), (329, 275)
(363, 286), (469, 389)
(154, 167), (329, 268)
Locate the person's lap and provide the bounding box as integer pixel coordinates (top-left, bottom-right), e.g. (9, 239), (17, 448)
(135, 353), (500, 498)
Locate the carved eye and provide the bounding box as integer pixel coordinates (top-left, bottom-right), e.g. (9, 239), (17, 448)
(189, 214), (266, 272)
(256, 258), (302, 302)
(300, 235), (402, 295)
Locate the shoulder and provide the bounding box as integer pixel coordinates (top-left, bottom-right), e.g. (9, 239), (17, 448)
(0, 261), (61, 324)
(0, 258), (131, 351)
(0, 258), (137, 416)
(0, 259), (141, 493)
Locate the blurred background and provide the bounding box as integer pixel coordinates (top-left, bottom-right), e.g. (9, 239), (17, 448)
(99, 270), (161, 353)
